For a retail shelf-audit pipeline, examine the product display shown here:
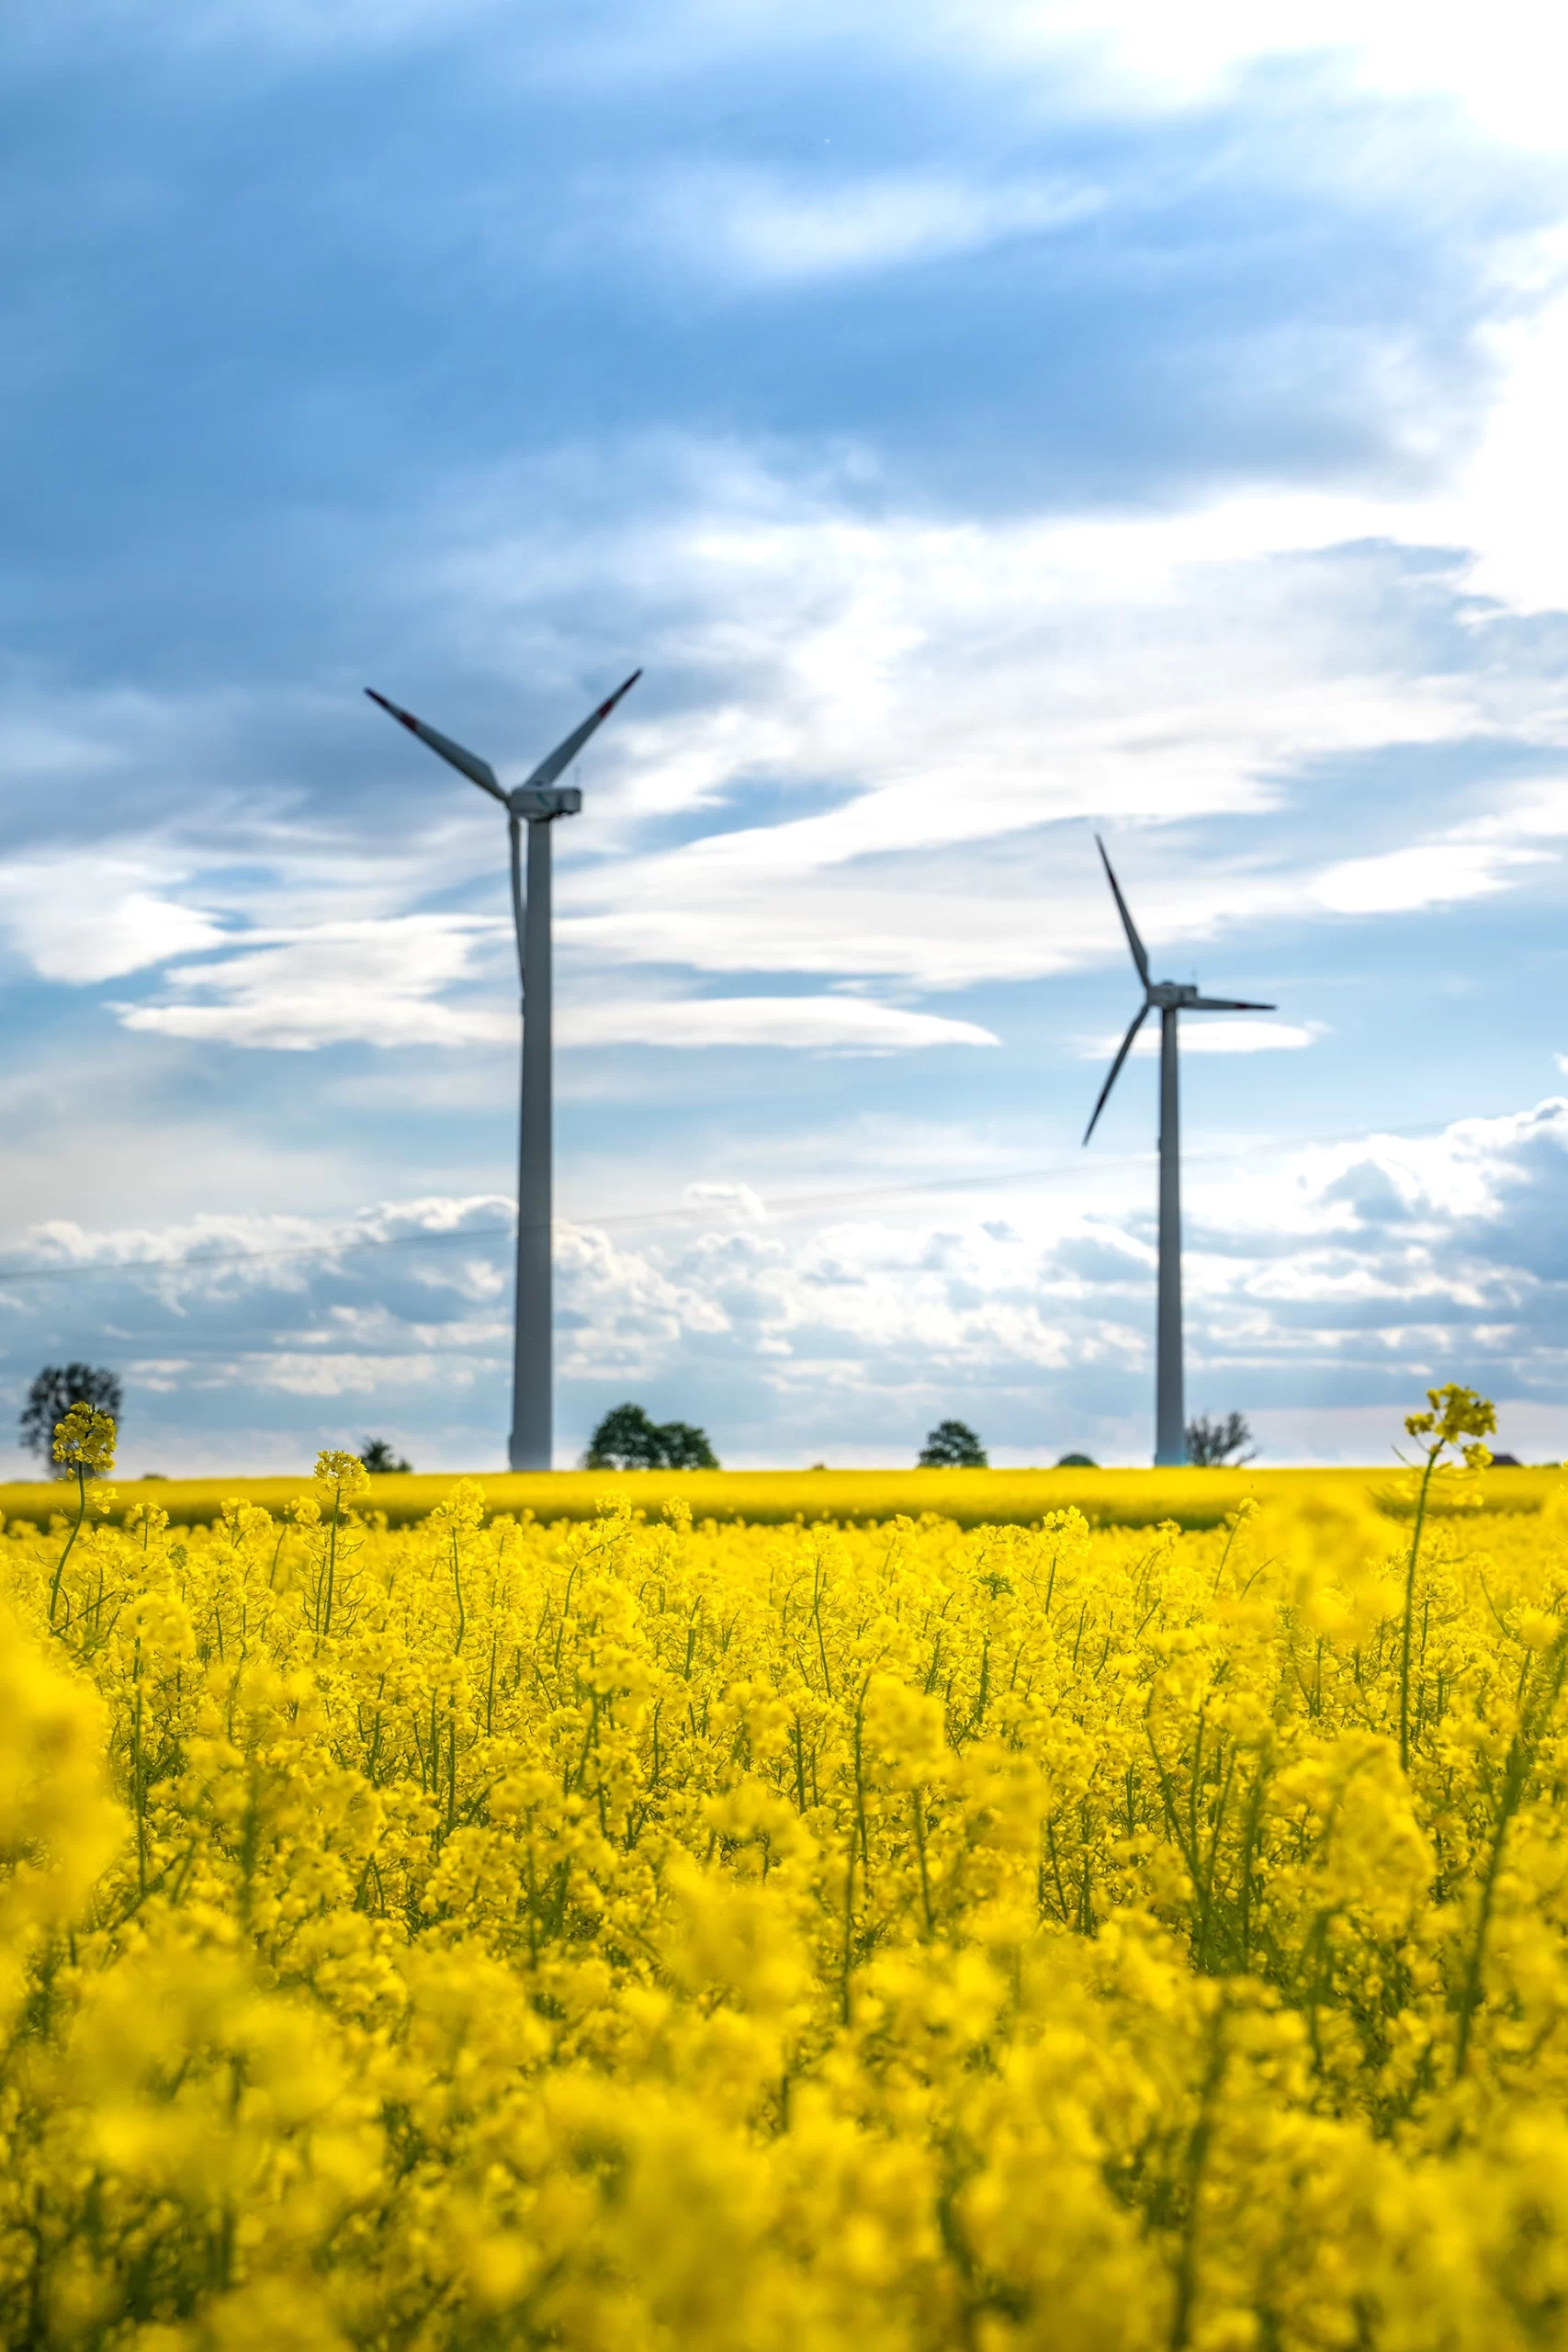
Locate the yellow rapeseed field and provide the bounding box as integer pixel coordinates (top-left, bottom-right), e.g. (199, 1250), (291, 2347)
(7, 1388), (1568, 2348)
(0, 1460), (1556, 1535)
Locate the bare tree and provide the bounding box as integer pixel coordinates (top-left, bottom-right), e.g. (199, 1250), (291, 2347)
(1185, 1411), (1257, 1467)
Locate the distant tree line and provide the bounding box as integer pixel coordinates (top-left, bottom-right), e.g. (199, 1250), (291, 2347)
(911, 1411), (1263, 1468)
(584, 1404), (719, 1470)
(11, 1372), (1269, 1486)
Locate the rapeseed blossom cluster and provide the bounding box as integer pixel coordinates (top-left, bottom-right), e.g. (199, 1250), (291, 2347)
(4, 1388), (1568, 2347)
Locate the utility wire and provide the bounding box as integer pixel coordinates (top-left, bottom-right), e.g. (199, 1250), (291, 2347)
(0, 1113), (1472, 1290)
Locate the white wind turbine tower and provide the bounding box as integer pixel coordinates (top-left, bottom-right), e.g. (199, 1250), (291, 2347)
(1083, 838), (1274, 1466)
(367, 670), (641, 1470)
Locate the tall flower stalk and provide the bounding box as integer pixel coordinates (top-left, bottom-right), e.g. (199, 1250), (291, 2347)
(1397, 1384), (1495, 1773)
(46, 1401), (116, 1628)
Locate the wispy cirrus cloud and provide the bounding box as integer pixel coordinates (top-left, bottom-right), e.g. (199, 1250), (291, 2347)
(645, 169), (1103, 284)
(16, 436), (1567, 1040)
(1309, 843), (1549, 917)
(0, 858), (228, 982)
(562, 995), (998, 1053)
(116, 928), (1000, 1055)
(113, 918), (512, 1050)
(1109, 1020), (1320, 1057)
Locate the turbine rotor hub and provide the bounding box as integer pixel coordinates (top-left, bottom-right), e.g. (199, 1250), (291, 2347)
(1149, 980), (1200, 1009)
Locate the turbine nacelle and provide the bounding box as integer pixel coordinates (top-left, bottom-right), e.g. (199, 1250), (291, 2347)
(1146, 979), (1266, 1012)
(509, 784), (582, 822)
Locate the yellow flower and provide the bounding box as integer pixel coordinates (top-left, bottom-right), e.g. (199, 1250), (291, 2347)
(51, 1399), (117, 1477)
(3, 1402), (1568, 2348)
(312, 1448), (370, 1498)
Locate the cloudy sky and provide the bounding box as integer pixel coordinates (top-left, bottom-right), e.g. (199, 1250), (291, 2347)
(5, 0), (1568, 1473)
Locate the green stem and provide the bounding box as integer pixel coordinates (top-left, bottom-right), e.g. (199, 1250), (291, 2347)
(1453, 1729), (1527, 2080)
(48, 1463), (89, 1628)
(851, 1676), (871, 1875)
(132, 1639), (147, 1898)
(912, 1788), (934, 1936)
(450, 1528), (466, 1653)
(840, 1837), (857, 2026)
(1398, 1446), (1438, 1774)
(1452, 1644), (1561, 2077)
(1168, 1996), (1229, 2352)
(322, 1485), (341, 1638)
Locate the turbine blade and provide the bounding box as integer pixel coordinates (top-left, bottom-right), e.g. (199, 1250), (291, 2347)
(1083, 1001), (1150, 1145)
(1189, 996), (1276, 1012)
(366, 689), (506, 802)
(1097, 836), (1150, 987)
(520, 668), (642, 793)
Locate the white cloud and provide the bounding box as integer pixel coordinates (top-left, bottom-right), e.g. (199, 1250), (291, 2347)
(61, 436), (1567, 1040)
(8, 19), (1568, 1082)
(13, 427), (1566, 1046)
(1309, 842), (1547, 916)
(1117, 1019), (1318, 1056)
(656, 170), (1100, 283)
(441, 469), (1547, 990)
(707, 0), (1568, 150)
(682, 1180), (769, 1220)
(1452, 777), (1568, 843)
(1438, 273), (1568, 614)
(110, 918), (998, 1055)
(0, 858), (229, 982)
(6, 1101), (1568, 1470)
(561, 994), (998, 1052)
(98, 0), (1568, 155)
(419, 417), (1567, 953)
(114, 917), (513, 1050)
(253, 1351), (457, 1398)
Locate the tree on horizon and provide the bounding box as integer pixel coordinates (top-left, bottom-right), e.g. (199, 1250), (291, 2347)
(1185, 1411), (1258, 1466)
(360, 1438), (412, 1474)
(19, 1364), (122, 1477)
(918, 1419), (988, 1468)
(584, 1403), (719, 1471)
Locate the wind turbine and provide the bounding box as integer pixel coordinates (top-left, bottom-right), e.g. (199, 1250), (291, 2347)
(367, 670), (641, 1470)
(1083, 838), (1274, 1466)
